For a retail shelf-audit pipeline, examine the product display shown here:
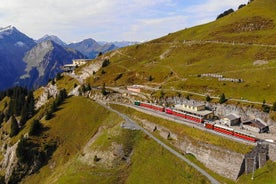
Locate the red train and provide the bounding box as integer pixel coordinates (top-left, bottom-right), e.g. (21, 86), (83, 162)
(135, 101), (203, 123)
(204, 121), (257, 142)
(134, 101), (257, 143)
(138, 102), (165, 112)
(166, 108), (203, 123)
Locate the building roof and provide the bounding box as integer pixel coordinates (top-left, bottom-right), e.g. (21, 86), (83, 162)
(174, 104), (213, 116)
(182, 101), (205, 107)
(224, 113), (240, 121)
(243, 118), (268, 129)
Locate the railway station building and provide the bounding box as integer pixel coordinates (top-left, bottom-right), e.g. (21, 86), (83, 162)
(221, 113), (241, 126)
(174, 101), (214, 119)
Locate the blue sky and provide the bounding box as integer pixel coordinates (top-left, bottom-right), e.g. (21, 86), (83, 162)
(0, 0), (249, 42)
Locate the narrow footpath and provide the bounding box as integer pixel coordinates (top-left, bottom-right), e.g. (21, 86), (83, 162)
(97, 100), (221, 184)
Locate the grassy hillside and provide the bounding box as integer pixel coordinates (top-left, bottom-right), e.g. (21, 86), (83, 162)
(21, 96), (121, 183)
(20, 96), (210, 184)
(159, 0), (276, 44)
(87, 0), (276, 104)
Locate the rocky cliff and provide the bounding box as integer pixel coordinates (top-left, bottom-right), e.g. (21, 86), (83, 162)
(19, 40), (86, 89)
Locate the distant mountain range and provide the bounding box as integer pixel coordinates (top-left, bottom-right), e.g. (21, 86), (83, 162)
(37, 35), (139, 58)
(37, 34), (67, 46)
(0, 26), (138, 90)
(0, 26), (36, 90)
(67, 38), (117, 58)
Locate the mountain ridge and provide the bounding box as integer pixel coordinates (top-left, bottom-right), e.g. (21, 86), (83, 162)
(18, 40), (86, 89)
(0, 25), (36, 90)
(0, 27), (86, 90)
(87, 0), (276, 103)
(67, 38), (118, 58)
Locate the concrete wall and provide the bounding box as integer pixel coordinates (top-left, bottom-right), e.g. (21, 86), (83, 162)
(268, 143), (276, 162)
(140, 120), (245, 180)
(177, 138), (245, 180)
(139, 120), (271, 180)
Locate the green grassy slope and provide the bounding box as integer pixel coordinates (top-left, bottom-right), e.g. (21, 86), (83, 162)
(20, 97), (210, 184)
(89, 0), (276, 103)
(158, 0), (276, 44)
(21, 96), (121, 183)
(54, 130), (210, 184)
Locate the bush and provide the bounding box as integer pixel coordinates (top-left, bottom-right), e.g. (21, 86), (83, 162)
(45, 111), (52, 120)
(216, 9), (234, 20)
(0, 112), (4, 125)
(238, 4), (246, 9)
(262, 105), (270, 113)
(206, 95), (211, 102)
(102, 59), (110, 67)
(10, 115), (19, 137)
(148, 75), (153, 81)
(56, 73), (62, 80)
(101, 83), (108, 96)
(219, 93), (227, 104)
(94, 155), (101, 162)
(272, 102), (276, 111)
(29, 120), (43, 136)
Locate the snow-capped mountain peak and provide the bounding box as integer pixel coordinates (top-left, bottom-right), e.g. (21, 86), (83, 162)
(0, 25), (15, 32)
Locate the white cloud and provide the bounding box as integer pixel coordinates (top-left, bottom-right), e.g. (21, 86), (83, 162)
(123, 15), (189, 41)
(183, 0), (249, 26)
(0, 0), (249, 42)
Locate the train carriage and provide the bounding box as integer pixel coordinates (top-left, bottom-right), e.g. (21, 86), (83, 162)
(214, 124), (234, 135)
(233, 130), (257, 142)
(205, 121), (215, 129)
(138, 102), (165, 112)
(171, 110), (186, 119)
(165, 108), (173, 114)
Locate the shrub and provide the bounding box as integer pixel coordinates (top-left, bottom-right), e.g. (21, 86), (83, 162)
(238, 4), (246, 9)
(29, 120), (43, 136)
(10, 115), (19, 137)
(45, 111), (52, 120)
(206, 95), (211, 102)
(94, 155), (101, 162)
(148, 75), (153, 81)
(56, 73), (62, 80)
(219, 93), (227, 104)
(216, 9), (234, 20)
(272, 102), (276, 111)
(102, 59), (110, 67)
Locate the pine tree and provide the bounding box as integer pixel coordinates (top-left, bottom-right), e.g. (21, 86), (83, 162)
(29, 120), (42, 136)
(10, 115), (19, 137)
(219, 93), (227, 104)
(26, 91), (35, 117)
(0, 112), (4, 125)
(101, 83), (108, 96)
(206, 95), (211, 102)
(45, 111), (52, 120)
(19, 103), (28, 126)
(51, 101), (58, 113)
(272, 102), (276, 111)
